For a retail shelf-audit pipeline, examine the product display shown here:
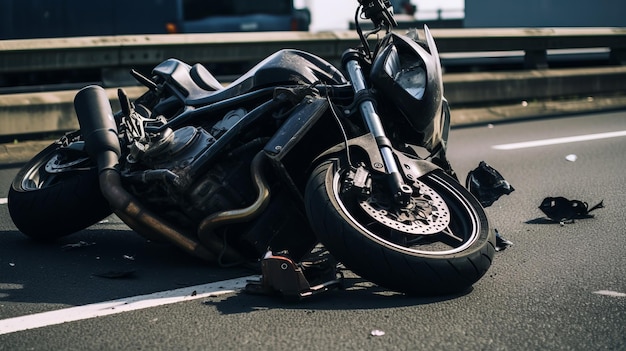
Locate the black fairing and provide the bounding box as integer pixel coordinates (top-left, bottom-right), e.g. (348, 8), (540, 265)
(370, 31), (444, 150)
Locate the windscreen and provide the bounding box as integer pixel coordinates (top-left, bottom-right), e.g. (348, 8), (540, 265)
(183, 0), (293, 20)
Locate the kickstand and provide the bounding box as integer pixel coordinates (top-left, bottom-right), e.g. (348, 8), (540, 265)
(245, 251), (344, 300)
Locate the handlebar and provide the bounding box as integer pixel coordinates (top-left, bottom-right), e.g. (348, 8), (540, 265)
(358, 0), (397, 29)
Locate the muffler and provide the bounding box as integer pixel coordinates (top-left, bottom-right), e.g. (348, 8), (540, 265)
(74, 85), (216, 261)
(74, 85), (121, 172)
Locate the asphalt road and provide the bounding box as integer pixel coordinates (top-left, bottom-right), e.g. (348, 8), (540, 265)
(0, 110), (625, 350)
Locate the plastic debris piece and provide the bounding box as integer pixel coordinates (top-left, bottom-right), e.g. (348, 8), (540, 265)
(9, 263), (15, 267)
(466, 161), (515, 207)
(62, 241), (95, 250)
(593, 290), (626, 297)
(494, 229), (513, 251)
(93, 270), (136, 279)
(123, 255), (135, 261)
(565, 154), (578, 162)
(371, 330), (385, 336)
(539, 196), (604, 223)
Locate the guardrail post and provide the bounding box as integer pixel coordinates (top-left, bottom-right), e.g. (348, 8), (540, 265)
(524, 49), (548, 69)
(609, 48), (626, 65)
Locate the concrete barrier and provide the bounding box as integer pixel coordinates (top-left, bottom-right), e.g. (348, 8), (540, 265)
(1, 28), (625, 74)
(1, 27), (626, 138)
(1, 66), (626, 138)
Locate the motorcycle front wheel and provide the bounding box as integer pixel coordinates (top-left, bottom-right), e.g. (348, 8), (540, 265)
(8, 141), (112, 240)
(304, 157), (495, 295)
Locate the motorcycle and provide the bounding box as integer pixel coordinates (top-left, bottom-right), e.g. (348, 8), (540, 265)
(8, 0), (496, 296)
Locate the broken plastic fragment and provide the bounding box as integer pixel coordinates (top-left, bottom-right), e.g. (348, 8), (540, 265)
(565, 154), (578, 162)
(466, 161), (515, 207)
(494, 229), (513, 251)
(371, 330), (385, 336)
(62, 241), (95, 250)
(538, 196), (604, 223)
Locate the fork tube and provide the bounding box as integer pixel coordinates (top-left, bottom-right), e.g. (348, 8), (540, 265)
(345, 59), (412, 204)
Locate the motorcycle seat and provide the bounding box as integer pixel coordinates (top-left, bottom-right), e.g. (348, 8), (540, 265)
(152, 50), (347, 107)
(183, 49), (348, 107)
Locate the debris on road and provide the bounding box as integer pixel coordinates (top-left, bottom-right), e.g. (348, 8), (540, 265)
(370, 329), (386, 336)
(538, 196), (604, 224)
(465, 161), (515, 251)
(565, 154), (578, 162)
(466, 161), (515, 207)
(494, 229), (513, 251)
(61, 241), (95, 250)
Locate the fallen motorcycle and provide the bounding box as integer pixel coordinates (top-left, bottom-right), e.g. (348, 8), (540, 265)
(8, 0), (495, 296)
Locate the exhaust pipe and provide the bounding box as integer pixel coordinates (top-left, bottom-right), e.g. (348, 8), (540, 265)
(74, 85), (217, 262)
(74, 85), (121, 172)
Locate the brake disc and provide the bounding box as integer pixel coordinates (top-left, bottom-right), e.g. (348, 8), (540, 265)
(359, 179), (450, 234)
(44, 153), (92, 173)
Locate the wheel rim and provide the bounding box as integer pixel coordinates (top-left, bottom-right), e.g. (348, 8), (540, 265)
(20, 148), (94, 191)
(332, 167), (482, 256)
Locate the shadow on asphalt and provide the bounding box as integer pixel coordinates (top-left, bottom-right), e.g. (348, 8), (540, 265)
(0, 227), (253, 307)
(2, 221), (471, 311)
(201, 276), (472, 314)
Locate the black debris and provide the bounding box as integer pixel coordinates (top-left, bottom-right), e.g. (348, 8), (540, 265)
(466, 161), (515, 207)
(539, 196), (604, 223)
(61, 241), (95, 251)
(494, 229), (513, 251)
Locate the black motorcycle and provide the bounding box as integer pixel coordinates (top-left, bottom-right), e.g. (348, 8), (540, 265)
(8, 0), (495, 296)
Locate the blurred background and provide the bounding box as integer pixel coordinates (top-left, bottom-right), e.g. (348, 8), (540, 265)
(2, 0), (623, 40)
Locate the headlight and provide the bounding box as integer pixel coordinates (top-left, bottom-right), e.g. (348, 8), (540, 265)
(395, 66), (426, 99)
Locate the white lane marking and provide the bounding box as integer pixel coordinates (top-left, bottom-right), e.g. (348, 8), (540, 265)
(593, 290), (626, 297)
(0, 198), (7, 205)
(492, 130), (626, 150)
(0, 275), (259, 335)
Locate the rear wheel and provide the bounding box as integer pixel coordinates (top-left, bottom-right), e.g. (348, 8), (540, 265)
(305, 157), (495, 295)
(8, 141), (112, 240)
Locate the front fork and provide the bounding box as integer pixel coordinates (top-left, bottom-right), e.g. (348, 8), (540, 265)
(344, 56), (413, 205)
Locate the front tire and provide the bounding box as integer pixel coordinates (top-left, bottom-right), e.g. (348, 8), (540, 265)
(8, 141), (112, 240)
(305, 157), (495, 295)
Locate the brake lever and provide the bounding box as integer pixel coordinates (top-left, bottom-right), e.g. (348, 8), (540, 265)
(359, 0), (397, 29)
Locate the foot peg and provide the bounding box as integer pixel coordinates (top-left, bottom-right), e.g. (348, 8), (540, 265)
(245, 251), (343, 300)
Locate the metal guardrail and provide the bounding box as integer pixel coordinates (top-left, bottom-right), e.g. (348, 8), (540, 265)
(0, 27), (625, 76)
(1, 28), (626, 138)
